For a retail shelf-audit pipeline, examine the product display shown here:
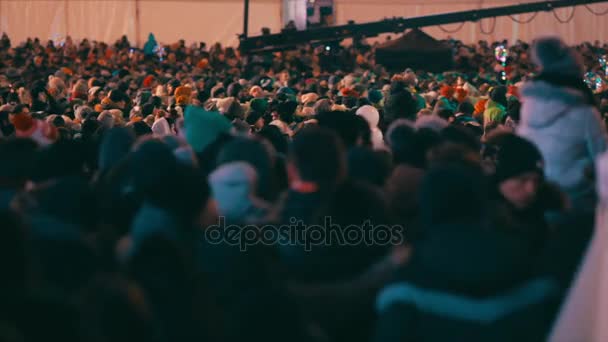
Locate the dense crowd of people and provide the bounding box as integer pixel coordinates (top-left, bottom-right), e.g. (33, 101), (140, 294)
(0, 30), (607, 341)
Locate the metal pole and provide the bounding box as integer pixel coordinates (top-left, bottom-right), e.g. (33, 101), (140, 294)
(241, 0), (608, 53)
(135, 0), (141, 47)
(243, 0), (250, 38)
(64, 0), (69, 38)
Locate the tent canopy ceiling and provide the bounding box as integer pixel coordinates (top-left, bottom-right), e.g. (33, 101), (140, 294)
(375, 29), (454, 72)
(376, 28), (451, 51)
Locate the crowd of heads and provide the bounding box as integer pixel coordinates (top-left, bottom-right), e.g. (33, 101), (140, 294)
(0, 31), (607, 341)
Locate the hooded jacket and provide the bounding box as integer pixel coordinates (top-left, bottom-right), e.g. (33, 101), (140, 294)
(517, 80), (608, 209)
(357, 105), (385, 150)
(98, 127), (135, 174)
(208, 162), (269, 224)
(143, 33), (158, 56)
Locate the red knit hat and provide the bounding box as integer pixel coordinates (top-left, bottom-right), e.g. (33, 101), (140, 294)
(12, 114), (57, 145)
(454, 88), (469, 103)
(340, 88), (360, 98)
(440, 85), (455, 99)
(11, 113), (35, 133)
(507, 85), (519, 99)
(143, 75), (155, 88)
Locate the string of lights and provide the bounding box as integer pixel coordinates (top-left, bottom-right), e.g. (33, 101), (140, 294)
(552, 7), (577, 23)
(432, 3), (603, 36)
(508, 12), (539, 24)
(479, 17), (497, 35)
(584, 3), (608, 15)
(437, 22), (467, 33)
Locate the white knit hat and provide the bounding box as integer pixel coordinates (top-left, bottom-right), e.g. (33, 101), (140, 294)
(356, 105), (380, 128)
(152, 117), (172, 137)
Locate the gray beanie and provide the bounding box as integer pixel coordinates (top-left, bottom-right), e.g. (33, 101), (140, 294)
(531, 36), (583, 77)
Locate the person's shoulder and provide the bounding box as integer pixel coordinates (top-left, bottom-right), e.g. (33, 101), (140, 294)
(566, 104), (600, 123)
(522, 80), (588, 106)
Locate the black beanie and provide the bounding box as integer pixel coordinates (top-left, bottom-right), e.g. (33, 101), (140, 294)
(109, 89), (126, 103)
(494, 135), (544, 183)
(118, 69), (130, 79)
(227, 83), (243, 98)
(246, 110), (263, 126)
(490, 86), (508, 107)
(142, 103), (155, 116)
(169, 79), (181, 90)
(420, 163), (487, 226)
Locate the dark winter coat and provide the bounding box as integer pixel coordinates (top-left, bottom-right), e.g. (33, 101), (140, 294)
(373, 223), (560, 342)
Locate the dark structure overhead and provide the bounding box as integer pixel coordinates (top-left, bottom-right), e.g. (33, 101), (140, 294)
(239, 0), (608, 54)
(375, 29), (453, 72)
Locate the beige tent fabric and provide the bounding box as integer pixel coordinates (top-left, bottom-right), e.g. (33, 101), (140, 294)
(549, 151), (608, 342)
(0, 0), (607, 47)
(138, 0), (282, 47)
(0, 0), (135, 45)
(0, 0), (282, 47)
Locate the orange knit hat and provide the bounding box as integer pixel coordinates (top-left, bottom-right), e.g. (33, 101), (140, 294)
(60, 67), (73, 76)
(100, 97), (113, 109)
(174, 85), (192, 98)
(197, 58), (209, 69)
(474, 99), (488, 114)
(175, 85), (193, 106)
(130, 116), (143, 124)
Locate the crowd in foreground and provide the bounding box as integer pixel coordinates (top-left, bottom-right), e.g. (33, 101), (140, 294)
(0, 31), (607, 341)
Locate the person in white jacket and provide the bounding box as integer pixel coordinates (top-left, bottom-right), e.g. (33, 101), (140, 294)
(517, 36), (608, 211)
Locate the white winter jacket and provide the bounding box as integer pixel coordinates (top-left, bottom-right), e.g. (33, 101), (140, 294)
(517, 80), (608, 208)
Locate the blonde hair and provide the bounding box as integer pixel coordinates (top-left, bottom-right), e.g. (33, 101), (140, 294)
(144, 115), (155, 127)
(18, 87), (32, 106)
(72, 79), (88, 97)
(109, 109), (125, 125)
(98, 110), (115, 128)
(417, 109), (433, 118)
(48, 76), (66, 98)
